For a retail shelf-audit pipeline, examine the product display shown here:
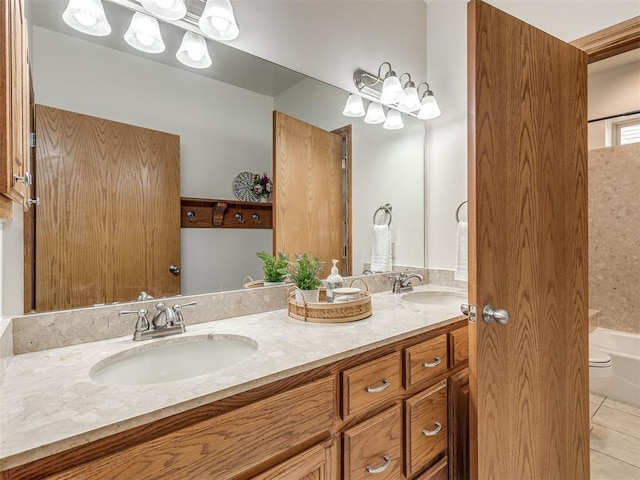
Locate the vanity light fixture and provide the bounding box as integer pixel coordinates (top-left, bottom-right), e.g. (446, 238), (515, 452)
(342, 94), (365, 117)
(364, 102), (386, 125)
(383, 109), (404, 130)
(353, 62), (441, 122)
(124, 12), (166, 53)
(417, 83), (442, 120)
(176, 31), (212, 69)
(378, 63), (405, 105)
(62, 0), (111, 36)
(139, 0), (187, 21)
(198, 0), (240, 41)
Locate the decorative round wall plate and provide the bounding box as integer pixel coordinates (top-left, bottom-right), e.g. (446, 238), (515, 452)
(232, 172), (259, 202)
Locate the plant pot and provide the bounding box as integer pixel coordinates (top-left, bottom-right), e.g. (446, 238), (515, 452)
(295, 288), (320, 303)
(263, 281), (285, 286)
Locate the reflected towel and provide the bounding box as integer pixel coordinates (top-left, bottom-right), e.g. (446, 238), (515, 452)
(371, 224), (392, 272)
(455, 221), (468, 281)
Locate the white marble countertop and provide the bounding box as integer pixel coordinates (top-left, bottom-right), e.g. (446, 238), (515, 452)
(0, 285), (466, 470)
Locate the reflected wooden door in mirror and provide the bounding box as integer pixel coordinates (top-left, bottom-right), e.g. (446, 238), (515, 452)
(32, 105), (180, 311)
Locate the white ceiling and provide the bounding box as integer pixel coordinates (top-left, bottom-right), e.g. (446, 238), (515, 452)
(26, 0), (307, 98)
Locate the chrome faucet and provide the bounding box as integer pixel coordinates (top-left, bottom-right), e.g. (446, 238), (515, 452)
(390, 272), (424, 293)
(120, 301), (196, 341)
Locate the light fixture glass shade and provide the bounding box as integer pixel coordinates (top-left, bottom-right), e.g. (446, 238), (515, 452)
(383, 109), (404, 130)
(198, 0), (239, 41)
(418, 93), (442, 120)
(62, 0), (111, 36)
(124, 12), (165, 53)
(380, 73), (405, 105)
(364, 102), (386, 124)
(398, 85), (421, 112)
(176, 32), (212, 69)
(342, 94), (365, 117)
(140, 0), (186, 20)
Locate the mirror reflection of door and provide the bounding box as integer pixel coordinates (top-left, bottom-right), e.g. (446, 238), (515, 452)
(33, 105), (180, 312)
(273, 111), (350, 276)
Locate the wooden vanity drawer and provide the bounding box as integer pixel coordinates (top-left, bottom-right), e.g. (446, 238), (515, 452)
(404, 334), (448, 388)
(449, 326), (469, 366)
(414, 457), (448, 480)
(342, 351), (401, 417)
(343, 405), (403, 480)
(405, 380), (448, 477)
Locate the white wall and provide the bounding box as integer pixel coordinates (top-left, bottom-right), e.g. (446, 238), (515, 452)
(274, 78), (425, 273)
(588, 58), (640, 149)
(425, 0), (640, 271)
(1, 204), (24, 315)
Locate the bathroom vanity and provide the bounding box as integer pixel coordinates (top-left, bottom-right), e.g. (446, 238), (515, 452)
(0, 286), (469, 480)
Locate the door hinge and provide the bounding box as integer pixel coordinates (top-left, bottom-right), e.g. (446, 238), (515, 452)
(342, 156), (347, 170)
(29, 132), (36, 148)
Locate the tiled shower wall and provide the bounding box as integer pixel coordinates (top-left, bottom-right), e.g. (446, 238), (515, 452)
(588, 143), (640, 334)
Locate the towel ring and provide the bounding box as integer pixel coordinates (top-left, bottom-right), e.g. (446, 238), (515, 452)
(373, 204), (392, 226)
(455, 200), (468, 224)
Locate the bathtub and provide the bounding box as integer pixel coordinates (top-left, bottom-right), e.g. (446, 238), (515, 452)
(589, 327), (640, 407)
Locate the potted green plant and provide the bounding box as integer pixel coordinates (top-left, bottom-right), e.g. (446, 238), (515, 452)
(283, 253), (325, 302)
(256, 250), (289, 285)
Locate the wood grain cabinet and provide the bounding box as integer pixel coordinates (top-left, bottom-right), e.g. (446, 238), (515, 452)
(251, 439), (338, 480)
(343, 405), (403, 480)
(1, 0), (30, 216)
(2, 321), (470, 480)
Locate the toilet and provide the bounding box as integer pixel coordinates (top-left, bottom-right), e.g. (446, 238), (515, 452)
(589, 348), (613, 391)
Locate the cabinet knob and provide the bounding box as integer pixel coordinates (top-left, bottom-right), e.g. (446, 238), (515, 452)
(14, 171), (32, 187)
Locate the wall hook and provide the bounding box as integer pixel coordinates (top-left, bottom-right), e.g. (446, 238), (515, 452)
(186, 210), (196, 222)
(252, 213), (261, 224)
(235, 212), (245, 223)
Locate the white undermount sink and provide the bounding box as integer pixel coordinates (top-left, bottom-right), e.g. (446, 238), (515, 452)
(90, 334), (258, 385)
(401, 290), (467, 305)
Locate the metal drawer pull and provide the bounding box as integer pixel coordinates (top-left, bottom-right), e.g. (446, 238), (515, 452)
(366, 455), (391, 474)
(365, 378), (390, 393)
(422, 357), (442, 368)
(422, 422), (442, 436)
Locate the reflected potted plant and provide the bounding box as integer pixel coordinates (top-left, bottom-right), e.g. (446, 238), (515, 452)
(256, 250), (289, 285)
(282, 253), (325, 302)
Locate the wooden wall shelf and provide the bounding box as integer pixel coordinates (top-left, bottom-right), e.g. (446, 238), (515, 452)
(180, 197), (272, 229)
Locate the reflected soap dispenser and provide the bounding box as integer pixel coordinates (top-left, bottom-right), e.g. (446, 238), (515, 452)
(326, 259), (343, 303)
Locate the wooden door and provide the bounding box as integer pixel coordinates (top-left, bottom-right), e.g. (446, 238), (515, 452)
(468, 1), (589, 479)
(273, 111), (344, 275)
(35, 105), (180, 311)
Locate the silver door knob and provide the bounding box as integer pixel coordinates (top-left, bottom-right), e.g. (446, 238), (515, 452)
(169, 264), (181, 274)
(461, 303), (469, 315)
(482, 304), (510, 324)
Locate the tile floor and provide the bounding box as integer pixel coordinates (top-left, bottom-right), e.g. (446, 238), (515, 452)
(590, 393), (640, 479)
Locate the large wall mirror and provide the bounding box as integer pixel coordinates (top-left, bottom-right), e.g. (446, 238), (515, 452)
(25, 0), (425, 312)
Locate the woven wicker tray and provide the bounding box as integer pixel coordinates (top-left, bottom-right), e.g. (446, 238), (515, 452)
(287, 281), (373, 323)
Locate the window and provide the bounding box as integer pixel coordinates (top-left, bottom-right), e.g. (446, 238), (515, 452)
(612, 114), (640, 146)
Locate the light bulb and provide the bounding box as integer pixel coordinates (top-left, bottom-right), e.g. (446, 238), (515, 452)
(342, 94), (365, 117)
(211, 17), (231, 31)
(135, 32), (155, 46)
(364, 102), (386, 125)
(383, 110), (404, 130)
(74, 12), (97, 27)
(155, 0), (175, 8)
(187, 49), (205, 62)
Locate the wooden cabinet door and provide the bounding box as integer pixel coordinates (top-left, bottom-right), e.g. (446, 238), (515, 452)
(468, 1), (589, 478)
(251, 440), (338, 480)
(272, 111), (344, 272)
(34, 105), (180, 311)
(1, 0), (29, 209)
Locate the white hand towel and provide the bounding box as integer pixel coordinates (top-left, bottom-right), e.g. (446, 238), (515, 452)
(454, 221), (468, 281)
(371, 224), (392, 272)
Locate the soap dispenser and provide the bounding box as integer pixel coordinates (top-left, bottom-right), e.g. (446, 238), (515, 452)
(326, 259), (343, 303)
